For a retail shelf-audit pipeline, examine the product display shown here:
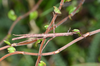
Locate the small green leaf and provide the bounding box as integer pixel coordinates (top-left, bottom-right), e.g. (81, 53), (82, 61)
(8, 10), (17, 21)
(38, 61), (46, 66)
(7, 46), (16, 53)
(72, 29), (81, 36)
(64, 0), (71, 2)
(69, 16), (72, 20)
(34, 39), (43, 47)
(44, 25), (49, 29)
(69, 7), (76, 14)
(66, 6), (79, 15)
(73, 29), (80, 32)
(4, 40), (11, 45)
(37, 40), (41, 43)
(29, 11), (38, 20)
(54, 6), (61, 14)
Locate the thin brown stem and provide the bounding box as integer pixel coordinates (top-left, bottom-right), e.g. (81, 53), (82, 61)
(0, 51), (38, 62)
(42, 37), (54, 52)
(35, 0), (64, 66)
(0, 45), (10, 51)
(16, 38), (41, 46)
(12, 32), (77, 40)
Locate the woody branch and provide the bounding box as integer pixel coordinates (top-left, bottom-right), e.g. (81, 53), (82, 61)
(0, 29), (100, 62)
(12, 32), (77, 40)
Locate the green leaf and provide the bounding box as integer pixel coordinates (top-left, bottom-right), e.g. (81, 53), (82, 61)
(73, 29), (80, 32)
(44, 25), (49, 29)
(37, 39), (42, 43)
(66, 6), (79, 15)
(4, 40), (11, 45)
(8, 10), (17, 21)
(34, 39), (43, 47)
(53, 6), (61, 14)
(7, 46), (16, 53)
(69, 16), (72, 20)
(69, 7), (76, 14)
(38, 61), (46, 66)
(72, 29), (81, 36)
(29, 11), (38, 20)
(64, 0), (71, 2)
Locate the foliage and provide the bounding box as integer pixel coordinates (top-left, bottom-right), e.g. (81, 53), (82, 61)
(38, 61), (46, 66)
(29, 11), (38, 20)
(7, 46), (16, 53)
(53, 6), (61, 14)
(8, 10), (17, 21)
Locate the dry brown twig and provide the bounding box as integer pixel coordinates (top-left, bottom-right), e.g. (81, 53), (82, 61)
(35, 0), (65, 65)
(1, 0), (98, 66)
(12, 32), (77, 40)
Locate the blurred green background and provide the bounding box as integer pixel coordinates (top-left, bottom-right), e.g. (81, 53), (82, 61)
(0, 0), (100, 66)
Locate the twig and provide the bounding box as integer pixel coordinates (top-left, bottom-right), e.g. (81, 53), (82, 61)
(12, 32), (77, 40)
(16, 38), (42, 46)
(42, 37), (54, 52)
(53, 12), (56, 33)
(0, 38), (43, 51)
(0, 51), (38, 62)
(35, 0), (64, 65)
(0, 45), (10, 51)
